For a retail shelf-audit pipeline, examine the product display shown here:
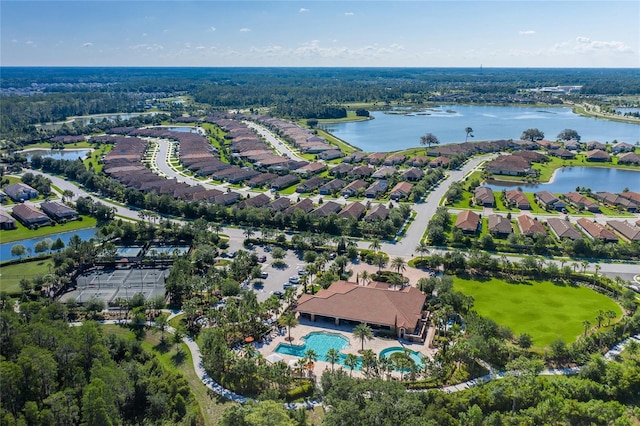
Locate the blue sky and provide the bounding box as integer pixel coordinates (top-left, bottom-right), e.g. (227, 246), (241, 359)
(2, 1), (638, 67)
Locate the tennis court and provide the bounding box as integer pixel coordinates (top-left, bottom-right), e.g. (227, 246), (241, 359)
(64, 267), (169, 306)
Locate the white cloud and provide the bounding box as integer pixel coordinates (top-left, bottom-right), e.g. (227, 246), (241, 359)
(142, 33), (148, 37)
(299, 8), (309, 13)
(240, 28), (251, 32)
(210, 26), (216, 32)
(519, 30), (536, 35)
(129, 43), (164, 52)
(82, 42), (93, 48)
(26, 40), (34, 45)
(552, 36), (634, 55)
(345, 12), (354, 16)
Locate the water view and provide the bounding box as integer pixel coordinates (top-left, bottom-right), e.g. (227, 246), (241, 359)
(1, 227), (98, 261)
(24, 149), (92, 161)
(326, 105), (640, 152)
(484, 167), (640, 193)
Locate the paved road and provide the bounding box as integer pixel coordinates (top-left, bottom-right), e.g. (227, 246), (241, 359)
(244, 121), (307, 161)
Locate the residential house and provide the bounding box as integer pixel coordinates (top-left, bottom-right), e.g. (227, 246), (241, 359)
(586, 149), (610, 162)
(236, 193), (271, 209)
(371, 166), (397, 179)
(517, 215), (546, 237)
(338, 202), (365, 220)
(606, 220), (640, 242)
(429, 156), (452, 168)
(505, 190), (531, 210)
(342, 152), (366, 163)
(11, 204), (51, 227)
(293, 162), (327, 177)
(0, 210), (17, 230)
(593, 192), (638, 213)
(270, 174), (300, 191)
(586, 141), (606, 151)
(267, 197), (291, 212)
(576, 218), (618, 243)
(3, 183), (38, 202)
(511, 151), (547, 163)
(40, 201), (78, 222)
(351, 165), (375, 178)
(247, 173), (278, 188)
(284, 198), (315, 215)
(455, 210), (480, 234)
(341, 179), (368, 198)
(213, 192), (241, 206)
(485, 155), (531, 176)
(329, 164), (353, 177)
(488, 214), (513, 237)
(611, 142), (635, 153)
(401, 168), (424, 182)
(389, 182), (413, 201)
(363, 204), (390, 221)
(474, 186), (495, 207)
(383, 154), (406, 166)
(318, 179), (346, 195)
(318, 149), (344, 161)
(564, 140), (580, 151)
(409, 155), (431, 167)
(562, 192), (600, 213)
(311, 201), (342, 217)
(365, 180), (389, 198)
(296, 176), (327, 193)
(546, 218), (583, 240)
(549, 148), (576, 159)
(366, 152), (387, 165)
(617, 152), (640, 165)
(534, 191), (566, 211)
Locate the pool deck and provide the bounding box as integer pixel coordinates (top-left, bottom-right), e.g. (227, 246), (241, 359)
(255, 316), (437, 380)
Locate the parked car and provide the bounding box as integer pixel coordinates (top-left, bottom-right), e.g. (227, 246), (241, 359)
(289, 276), (300, 284)
(258, 255), (267, 263)
(297, 269), (307, 276)
(260, 272), (268, 279)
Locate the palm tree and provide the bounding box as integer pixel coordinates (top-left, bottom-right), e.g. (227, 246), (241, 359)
(419, 133), (440, 153)
(415, 242), (429, 262)
(243, 228), (255, 240)
(325, 348), (340, 372)
(304, 349), (318, 374)
(360, 270), (370, 286)
(344, 353), (359, 376)
(375, 253), (386, 272)
(278, 312), (298, 343)
(391, 257), (406, 275)
(595, 310), (605, 328)
(582, 320), (591, 336)
(605, 310), (617, 326)
(378, 355), (393, 380)
(369, 238), (381, 253)
(465, 127), (474, 142)
(353, 323), (373, 352)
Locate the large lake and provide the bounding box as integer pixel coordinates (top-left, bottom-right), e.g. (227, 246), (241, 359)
(23, 149), (92, 161)
(485, 167), (640, 193)
(326, 105), (640, 152)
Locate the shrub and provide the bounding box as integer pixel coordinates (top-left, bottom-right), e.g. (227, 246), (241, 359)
(285, 381), (314, 402)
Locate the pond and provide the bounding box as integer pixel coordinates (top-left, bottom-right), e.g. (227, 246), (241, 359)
(325, 105), (640, 152)
(35, 112), (158, 131)
(484, 167), (640, 193)
(0, 227), (98, 261)
(23, 149), (92, 161)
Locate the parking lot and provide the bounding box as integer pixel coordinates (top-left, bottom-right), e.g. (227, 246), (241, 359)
(225, 239), (307, 302)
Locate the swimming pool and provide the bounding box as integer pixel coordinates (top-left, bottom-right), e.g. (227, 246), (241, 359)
(275, 331), (350, 360)
(378, 347), (424, 367)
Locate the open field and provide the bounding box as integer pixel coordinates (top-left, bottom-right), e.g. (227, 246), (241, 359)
(0, 258), (53, 294)
(453, 276), (622, 348)
(0, 215), (97, 243)
(102, 325), (232, 426)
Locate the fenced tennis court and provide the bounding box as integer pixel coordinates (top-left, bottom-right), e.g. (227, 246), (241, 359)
(65, 267), (169, 306)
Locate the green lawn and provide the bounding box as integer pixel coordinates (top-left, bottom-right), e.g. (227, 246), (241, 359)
(453, 276), (622, 348)
(0, 259), (53, 294)
(0, 216), (97, 243)
(83, 144), (113, 173)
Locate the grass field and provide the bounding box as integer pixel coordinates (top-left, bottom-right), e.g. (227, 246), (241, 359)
(102, 325), (232, 426)
(0, 259), (53, 294)
(453, 276), (622, 348)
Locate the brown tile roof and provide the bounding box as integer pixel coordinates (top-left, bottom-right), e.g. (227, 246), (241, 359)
(488, 214), (513, 235)
(577, 218), (618, 242)
(296, 280), (426, 330)
(505, 190), (530, 209)
(606, 220), (640, 242)
(546, 218), (583, 240)
(455, 210), (480, 232)
(517, 215), (546, 237)
(338, 202), (365, 220)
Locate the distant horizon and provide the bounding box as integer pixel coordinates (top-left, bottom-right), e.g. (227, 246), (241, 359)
(2, 65), (638, 70)
(2, 1), (638, 68)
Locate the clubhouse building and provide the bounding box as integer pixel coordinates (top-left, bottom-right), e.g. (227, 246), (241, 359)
(295, 280), (428, 342)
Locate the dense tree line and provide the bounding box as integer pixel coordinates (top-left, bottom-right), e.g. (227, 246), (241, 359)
(0, 302), (201, 425)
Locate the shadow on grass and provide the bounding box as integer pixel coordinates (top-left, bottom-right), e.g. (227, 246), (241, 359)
(172, 349), (186, 366)
(154, 338), (171, 354)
